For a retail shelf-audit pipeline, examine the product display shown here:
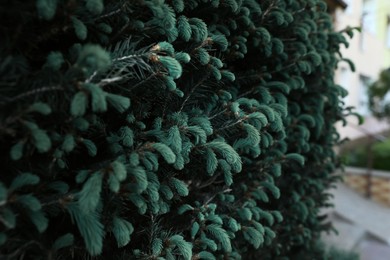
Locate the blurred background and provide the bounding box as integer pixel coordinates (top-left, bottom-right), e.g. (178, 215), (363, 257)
(323, 1), (390, 259)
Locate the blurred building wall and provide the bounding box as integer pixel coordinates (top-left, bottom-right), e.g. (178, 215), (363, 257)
(333, 0), (390, 140)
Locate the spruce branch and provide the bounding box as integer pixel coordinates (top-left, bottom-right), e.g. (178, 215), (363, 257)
(0, 0), (351, 257)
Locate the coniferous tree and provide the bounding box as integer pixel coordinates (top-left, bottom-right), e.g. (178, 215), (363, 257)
(0, 0), (356, 259)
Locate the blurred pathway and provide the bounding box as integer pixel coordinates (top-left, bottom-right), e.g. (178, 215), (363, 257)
(322, 183), (390, 259)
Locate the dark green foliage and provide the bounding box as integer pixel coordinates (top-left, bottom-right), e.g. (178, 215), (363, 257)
(0, 0), (351, 259)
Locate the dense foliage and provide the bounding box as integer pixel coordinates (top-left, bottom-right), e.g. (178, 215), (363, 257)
(0, 0), (354, 259)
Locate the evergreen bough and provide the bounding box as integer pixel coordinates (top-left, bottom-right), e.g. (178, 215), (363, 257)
(0, 0), (356, 259)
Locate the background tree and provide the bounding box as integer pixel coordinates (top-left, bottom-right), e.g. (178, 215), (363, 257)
(369, 68), (390, 119)
(0, 0), (355, 259)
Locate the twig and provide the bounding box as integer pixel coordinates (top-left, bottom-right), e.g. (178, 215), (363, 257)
(2, 240), (43, 259)
(236, 63), (296, 98)
(215, 118), (246, 132)
(86, 71), (98, 83)
(0, 85), (63, 106)
(129, 73), (156, 91)
(113, 53), (145, 62)
(197, 173), (221, 189)
(99, 76), (123, 86)
(204, 188), (232, 206)
(178, 73), (210, 113)
(208, 108), (227, 120)
(261, 0), (278, 24)
(95, 3), (126, 21)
